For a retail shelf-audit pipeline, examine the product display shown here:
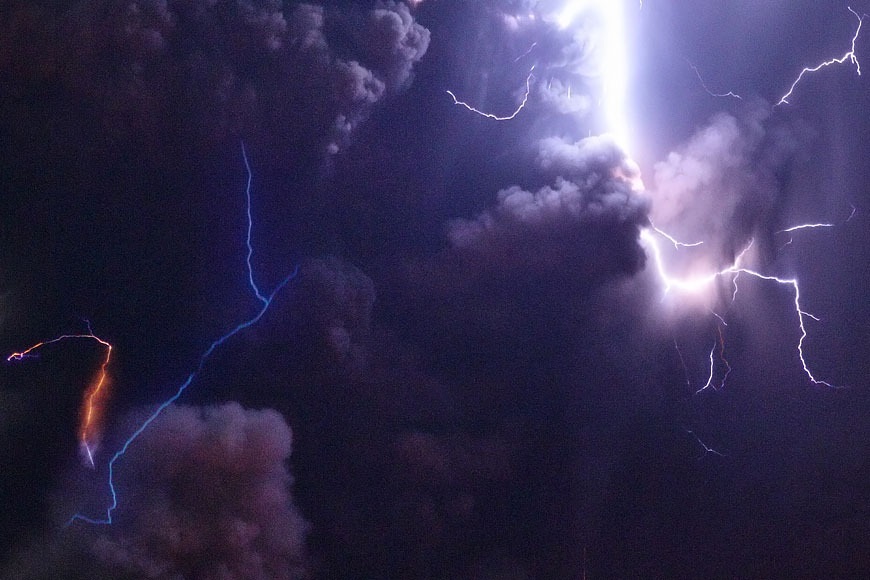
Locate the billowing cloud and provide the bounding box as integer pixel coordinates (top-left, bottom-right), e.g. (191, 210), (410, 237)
(0, 0), (430, 157)
(447, 135), (649, 282)
(648, 107), (797, 262)
(95, 402), (307, 579)
(3, 402), (308, 579)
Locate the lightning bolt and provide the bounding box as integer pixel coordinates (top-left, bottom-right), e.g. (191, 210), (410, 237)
(559, 0), (632, 152)
(696, 324), (732, 394)
(446, 67), (535, 121)
(640, 229), (837, 388)
(450, 3), (850, 390)
(7, 321), (112, 468)
(776, 7), (864, 106)
(648, 222), (704, 249)
(687, 60), (743, 100)
(776, 223), (834, 233)
(66, 142), (298, 526)
(685, 428), (726, 459)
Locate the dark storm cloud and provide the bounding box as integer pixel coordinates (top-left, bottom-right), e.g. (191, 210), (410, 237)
(447, 134), (649, 280)
(281, 257), (376, 372)
(3, 0), (869, 578)
(3, 402), (308, 579)
(0, 0), (429, 156)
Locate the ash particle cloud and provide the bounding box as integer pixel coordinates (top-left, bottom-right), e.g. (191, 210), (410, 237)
(2, 1), (870, 579)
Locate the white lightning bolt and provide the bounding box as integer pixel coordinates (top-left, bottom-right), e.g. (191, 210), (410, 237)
(685, 429), (726, 459)
(446, 68), (535, 121)
(648, 222), (704, 249)
(450, 2), (847, 390)
(776, 223), (834, 233)
(640, 229), (837, 388)
(687, 60), (743, 100)
(776, 7), (864, 106)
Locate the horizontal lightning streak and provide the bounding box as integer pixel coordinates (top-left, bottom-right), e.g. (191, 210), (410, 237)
(649, 223), (704, 248)
(776, 223), (834, 233)
(66, 143), (298, 526)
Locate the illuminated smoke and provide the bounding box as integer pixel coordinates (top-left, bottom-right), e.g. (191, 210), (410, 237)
(91, 403), (308, 579)
(3, 403), (308, 580)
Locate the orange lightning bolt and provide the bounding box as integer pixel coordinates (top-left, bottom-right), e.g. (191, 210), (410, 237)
(7, 324), (113, 467)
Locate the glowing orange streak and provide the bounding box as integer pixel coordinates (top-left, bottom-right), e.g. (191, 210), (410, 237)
(7, 328), (113, 467)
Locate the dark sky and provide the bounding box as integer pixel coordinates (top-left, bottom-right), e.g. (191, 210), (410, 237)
(1, 1), (869, 578)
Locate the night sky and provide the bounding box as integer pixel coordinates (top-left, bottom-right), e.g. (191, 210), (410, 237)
(2, 1), (869, 578)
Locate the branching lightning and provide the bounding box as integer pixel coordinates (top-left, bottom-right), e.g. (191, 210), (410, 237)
(444, 0), (853, 458)
(640, 228), (837, 388)
(7, 322), (112, 467)
(446, 67), (535, 121)
(776, 223), (834, 233)
(776, 7), (864, 106)
(66, 143), (298, 526)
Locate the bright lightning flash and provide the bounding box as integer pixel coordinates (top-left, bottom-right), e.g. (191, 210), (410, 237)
(444, 2), (849, 394)
(640, 229), (836, 389)
(556, 0), (632, 153)
(7, 322), (113, 468)
(66, 143), (298, 526)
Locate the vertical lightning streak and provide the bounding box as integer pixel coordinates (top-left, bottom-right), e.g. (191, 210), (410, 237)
(557, 1), (839, 388)
(558, 1), (631, 151)
(697, 340), (717, 394)
(673, 338), (692, 389)
(716, 324), (732, 389)
(67, 143), (298, 526)
(776, 7), (864, 106)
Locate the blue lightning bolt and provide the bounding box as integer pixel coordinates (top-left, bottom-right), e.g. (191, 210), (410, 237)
(451, 2), (850, 391)
(776, 7), (864, 106)
(66, 143), (298, 526)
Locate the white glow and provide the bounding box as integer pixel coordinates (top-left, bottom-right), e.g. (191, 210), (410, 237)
(556, 1), (632, 153)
